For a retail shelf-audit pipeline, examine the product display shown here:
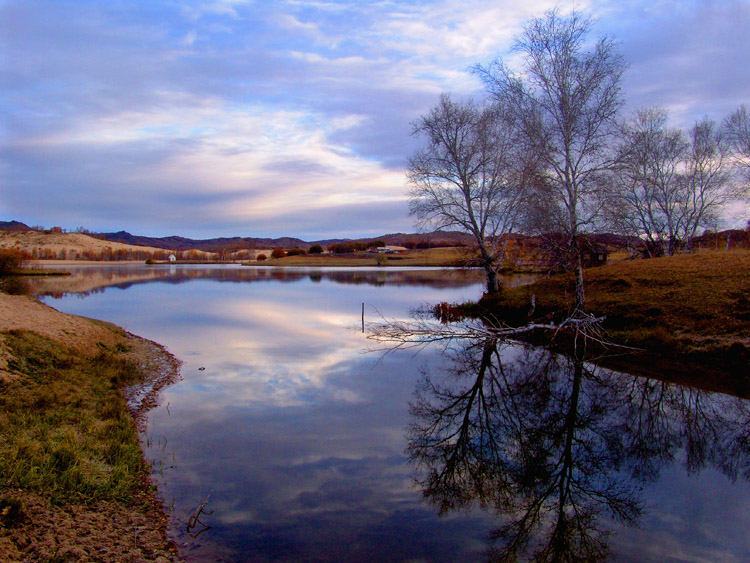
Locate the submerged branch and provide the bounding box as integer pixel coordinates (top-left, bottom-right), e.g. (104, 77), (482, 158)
(367, 310), (609, 349)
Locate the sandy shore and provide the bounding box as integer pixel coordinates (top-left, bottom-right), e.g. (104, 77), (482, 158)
(0, 292), (182, 561)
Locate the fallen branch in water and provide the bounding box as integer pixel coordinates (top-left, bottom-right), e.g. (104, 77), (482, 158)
(367, 308), (641, 354)
(187, 492), (213, 538)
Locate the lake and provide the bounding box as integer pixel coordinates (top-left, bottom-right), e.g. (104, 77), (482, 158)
(28, 264), (750, 562)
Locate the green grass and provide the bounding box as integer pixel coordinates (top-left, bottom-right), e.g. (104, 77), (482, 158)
(0, 330), (149, 504)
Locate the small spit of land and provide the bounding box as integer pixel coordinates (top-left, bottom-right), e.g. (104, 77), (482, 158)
(469, 250), (750, 394)
(249, 246), (468, 267)
(0, 293), (181, 562)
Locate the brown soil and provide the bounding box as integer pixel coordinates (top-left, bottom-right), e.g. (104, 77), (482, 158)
(0, 293), (183, 561)
(0, 488), (178, 562)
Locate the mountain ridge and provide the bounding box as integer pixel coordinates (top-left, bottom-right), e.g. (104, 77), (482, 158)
(100, 230), (476, 251)
(0, 221), (474, 251)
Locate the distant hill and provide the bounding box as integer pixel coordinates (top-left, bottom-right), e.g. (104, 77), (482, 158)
(0, 221), (474, 251)
(100, 231), (310, 251)
(99, 230), (474, 251)
(0, 230), (173, 259)
(1, 220), (668, 254)
(0, 221), (31, 231)
(377, 231), (474, 247)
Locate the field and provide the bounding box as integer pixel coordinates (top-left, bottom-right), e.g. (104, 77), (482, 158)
(249, 246), (471, 267)
(473, 250), (750, 388)
(0, 230), (165, 257)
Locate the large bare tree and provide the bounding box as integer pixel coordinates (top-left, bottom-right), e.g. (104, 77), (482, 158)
(408, 94), (527, 294)
(477, 10), (627, 312)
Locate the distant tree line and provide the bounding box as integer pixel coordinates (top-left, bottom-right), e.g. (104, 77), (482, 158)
(26, 247), (218, 262)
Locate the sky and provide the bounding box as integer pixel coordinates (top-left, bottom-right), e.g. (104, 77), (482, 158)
(2, 0), (749, 240)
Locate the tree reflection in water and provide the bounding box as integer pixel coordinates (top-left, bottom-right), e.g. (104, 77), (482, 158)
(406, 336), (750, 561)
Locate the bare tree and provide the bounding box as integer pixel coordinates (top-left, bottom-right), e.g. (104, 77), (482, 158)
(680, 117), (734, 251)
(723, 105), (750, 225)
(611, 107), (687, 256)
(724, 105), (750, 173)
(408, 94), (527, 294)
(477, 9), (627, 312)
(612, 110), (737, 255)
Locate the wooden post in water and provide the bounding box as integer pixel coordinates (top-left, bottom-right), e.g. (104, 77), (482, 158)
(362, 303), (365, 333)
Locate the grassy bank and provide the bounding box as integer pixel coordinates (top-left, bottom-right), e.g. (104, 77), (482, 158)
(1, 331), (148, 503)
(471, 250), (750, 387)
(246, 246), (469, 267)
(0, 303), (180, 560)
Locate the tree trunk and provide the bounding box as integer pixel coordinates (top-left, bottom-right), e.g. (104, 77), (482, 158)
(478, 241), (501, 295)
(574, 261), (585, 311)
(667, 236), (677, 256)
(572, 236), (586, 312)
(485, 265), (500, 294)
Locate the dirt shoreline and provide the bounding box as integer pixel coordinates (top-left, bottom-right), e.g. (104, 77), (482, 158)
(0, 292), (183, 562)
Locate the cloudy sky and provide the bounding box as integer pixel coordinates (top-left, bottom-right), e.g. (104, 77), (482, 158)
(2, 0), (749, 240)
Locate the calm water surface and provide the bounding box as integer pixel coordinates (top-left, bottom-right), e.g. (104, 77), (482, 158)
(29, 264), (750, 562)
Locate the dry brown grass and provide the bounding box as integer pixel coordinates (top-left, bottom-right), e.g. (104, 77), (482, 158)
(473, 250), (750, 382)
(249, 246), (470, 267)
(585, 250), (750, 340)
(0, 230), (165, 256)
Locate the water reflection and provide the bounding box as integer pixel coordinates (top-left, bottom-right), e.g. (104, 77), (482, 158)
(28, 265), (495, 561)
(408, 336), (750, 561)
(31, 264), (501, 298)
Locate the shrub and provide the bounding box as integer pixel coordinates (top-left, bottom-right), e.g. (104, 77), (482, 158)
(271, 248), (286, 259)
(0, 249), (28, 275)
(256, 254), (267, 261)
(433, 302), (464, 324)
(286, 248), (306, 256)
(309, 245), (324, 254)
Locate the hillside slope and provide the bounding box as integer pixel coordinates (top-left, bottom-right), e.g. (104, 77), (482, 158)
(0, 231), (169, 258)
